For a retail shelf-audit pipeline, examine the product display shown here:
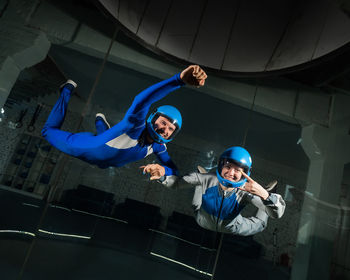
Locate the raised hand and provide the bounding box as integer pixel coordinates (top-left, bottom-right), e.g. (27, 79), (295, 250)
(180, 65), (207, 87)
(140, 164), (165, 180)
(239, 171), (269, 200)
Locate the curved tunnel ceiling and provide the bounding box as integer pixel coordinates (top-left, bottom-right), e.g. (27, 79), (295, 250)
(97, 0), (350, 75)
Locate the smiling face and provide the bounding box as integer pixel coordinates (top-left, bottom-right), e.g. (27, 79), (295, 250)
(153, 116), (177, 140)
(220, 160), (244, 182)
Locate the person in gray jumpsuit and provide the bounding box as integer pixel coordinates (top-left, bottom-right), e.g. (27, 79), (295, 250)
(143, 146), (286, 236)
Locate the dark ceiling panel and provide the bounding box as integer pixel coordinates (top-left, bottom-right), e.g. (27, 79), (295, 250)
(222, 0), (293, 72)
(156, 0), (205, 60)
(118, 0), (148, 33)
(136, 0), (172, 45)
(314, 3), (350, 58)
(189, 0), (239, 69)
(267, 0), (330, 70)
(96, 0), (350, 89)
(99, 0), (119, 18)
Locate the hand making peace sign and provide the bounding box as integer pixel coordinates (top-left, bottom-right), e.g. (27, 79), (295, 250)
(239, 171), (269, 200)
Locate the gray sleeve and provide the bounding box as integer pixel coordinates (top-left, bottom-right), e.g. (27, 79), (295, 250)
(159, 172), (201, 189)
(247, 193), (286, 219)
(222, 211), (268, 236)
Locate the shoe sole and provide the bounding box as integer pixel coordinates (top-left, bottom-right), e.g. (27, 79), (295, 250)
(66, 79), (77, 88)
(265, 180), (278, 192)
(197, 165), (207, 174)
(60, 79), (77, 90)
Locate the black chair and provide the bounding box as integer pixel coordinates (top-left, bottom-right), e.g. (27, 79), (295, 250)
(113, 198), (162, 229)
(61, 184), (115, 216)
(167, 211), (215, 245)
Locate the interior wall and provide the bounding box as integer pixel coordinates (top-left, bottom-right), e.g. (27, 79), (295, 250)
(0, 44), (309, 274)
(1, 1), (350, 280)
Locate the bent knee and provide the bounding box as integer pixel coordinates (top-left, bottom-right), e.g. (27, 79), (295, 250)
(41, 125), (53, 140)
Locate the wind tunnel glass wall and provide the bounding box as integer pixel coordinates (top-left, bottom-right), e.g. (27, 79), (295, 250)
(0, 46), (220, 279)
(2, 40), (332, 280)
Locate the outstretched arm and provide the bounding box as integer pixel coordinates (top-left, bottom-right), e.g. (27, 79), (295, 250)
(140, 164), (202, 190)
(124, 65), (207, 122)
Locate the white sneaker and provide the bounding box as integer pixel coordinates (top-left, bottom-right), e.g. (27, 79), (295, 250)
(65, 79), (77, 88)
(265, 180), (277, 192)
(95, 113), (111, 129)
(197, 165), (208, 174)
(60, 79), (77, 91)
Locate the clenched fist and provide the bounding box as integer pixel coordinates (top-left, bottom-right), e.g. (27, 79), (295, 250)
(180, 65), (207, 87)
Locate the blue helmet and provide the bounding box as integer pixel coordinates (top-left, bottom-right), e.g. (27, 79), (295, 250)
(146, 105), (182, 144)
(216, 146), (252, 188)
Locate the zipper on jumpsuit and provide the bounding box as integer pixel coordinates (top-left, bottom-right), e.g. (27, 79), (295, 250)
(215, 190), (227, 232)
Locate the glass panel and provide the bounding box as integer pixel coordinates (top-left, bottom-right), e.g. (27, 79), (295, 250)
(1, 2), (349, 280)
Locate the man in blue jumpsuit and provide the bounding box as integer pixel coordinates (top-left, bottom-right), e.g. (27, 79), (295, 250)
(146, 146), (286, 236)
(42, 65), (207, 176)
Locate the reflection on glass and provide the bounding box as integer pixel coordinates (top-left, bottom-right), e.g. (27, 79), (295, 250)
(2, 2), (350, 279)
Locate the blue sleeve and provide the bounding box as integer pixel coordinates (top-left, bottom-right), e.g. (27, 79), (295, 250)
(123, 73), (185, 126)
(101, 73), (185, 144)
(155, 144), (179, 176)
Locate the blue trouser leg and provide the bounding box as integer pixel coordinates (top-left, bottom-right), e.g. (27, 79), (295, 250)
(42, 87), (72, 131)
(95, 119), (109, 135)
(41, 87), (83, 156)
(41, 86), (123, 159)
